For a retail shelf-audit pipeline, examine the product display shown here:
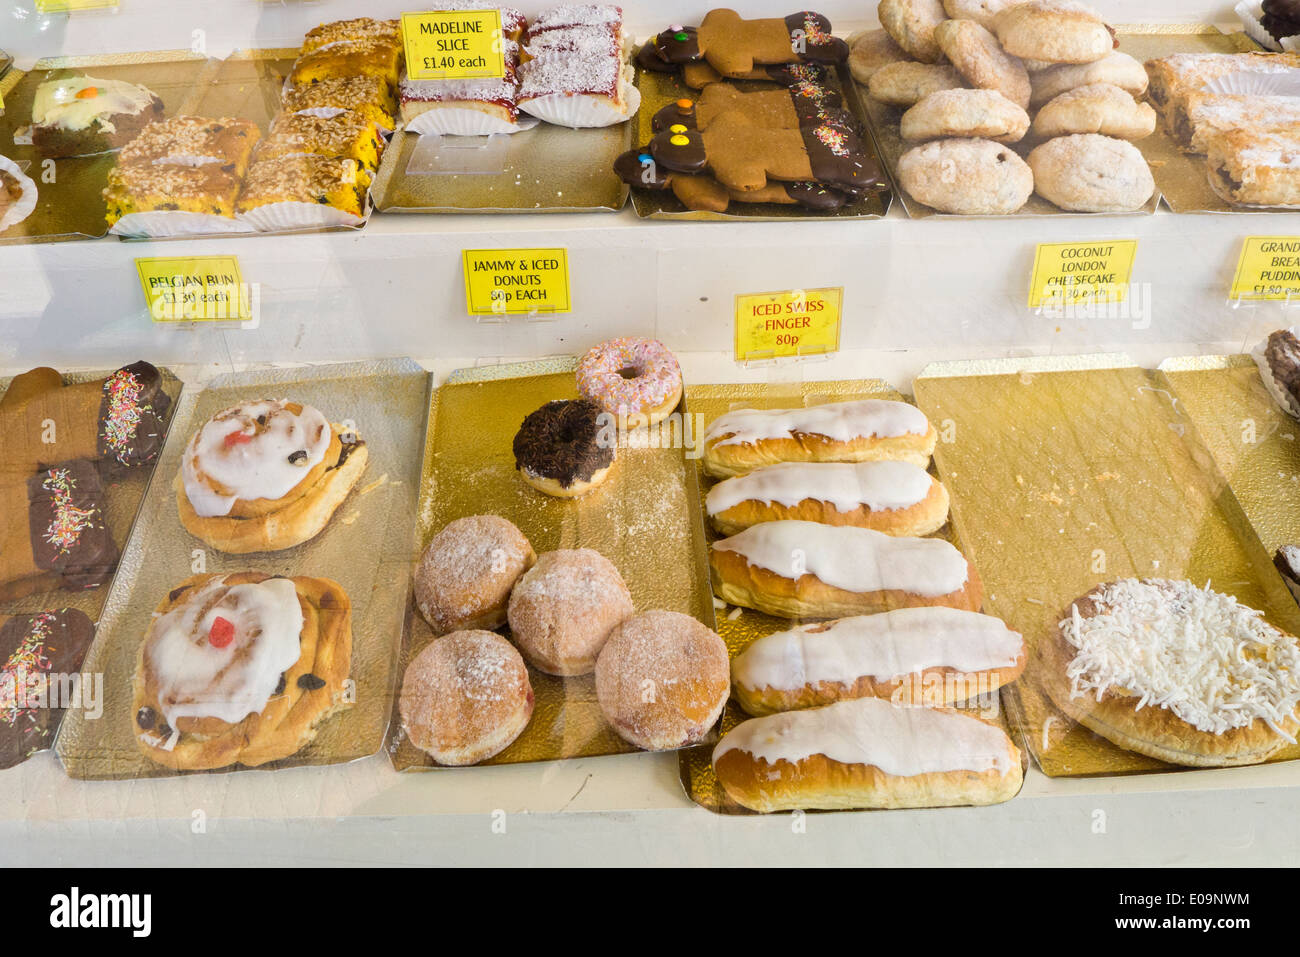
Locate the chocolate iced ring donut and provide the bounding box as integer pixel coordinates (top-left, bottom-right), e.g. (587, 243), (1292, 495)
(512, 399), (616, 498)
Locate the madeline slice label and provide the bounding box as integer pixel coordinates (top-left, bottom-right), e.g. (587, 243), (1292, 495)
(734, 287), (842, 362)
(137, 256), (254, 323)
(1028, 240), (1138, 308)
(1230, 237), (1300, 303)
(402, 10), (506, 81)
(462, 248), (571, 316)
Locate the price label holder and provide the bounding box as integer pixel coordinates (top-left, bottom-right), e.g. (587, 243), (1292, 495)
(1028, 240), (1138, 312)
(402, 9), (505, 81)
(136, 256), (259, 328)
(734, 287), (842, 365)
(462, 248), (570, 320)
(406, 132), (509, 176)
(1229, 237), (1300, 308)
(36, 0), (119, 13)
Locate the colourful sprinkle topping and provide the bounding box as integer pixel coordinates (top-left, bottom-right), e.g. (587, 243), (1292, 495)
(802, 13), (832, 45)
(41, 468), (96, 555)
(813, 123), (849, 157)
(100, 369), (148, 466)
(0, 614), (55, 727)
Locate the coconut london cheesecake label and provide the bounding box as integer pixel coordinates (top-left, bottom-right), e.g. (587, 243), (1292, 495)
(1028, 241), (1138, 308)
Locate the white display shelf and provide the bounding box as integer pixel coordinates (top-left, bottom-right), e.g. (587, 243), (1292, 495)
(2, 206), (1296, 374)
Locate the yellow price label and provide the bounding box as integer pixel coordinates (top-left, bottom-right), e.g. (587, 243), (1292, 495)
(1230, 236), (1300, 302)
(402, 10), (505, 81)
(734, 287), (842, 362)
(137, 256), (253, 323)
(1028, 240), (1138, 308)
(463, 248), (570, 316)
(37, 0), (119, 12)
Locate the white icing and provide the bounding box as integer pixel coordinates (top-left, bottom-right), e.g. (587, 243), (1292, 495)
(713, 520), (970, 598)
(733, 607), (1023, 691)
(713, 696), (1014, 776)
(706, 461), (936, 517)
(181, 399), (333, 517)
(32, 76), (156, 133)
(1060, 578), (1300, 738)
(705, 399), (931, 449)
(146, 576), (304, 728)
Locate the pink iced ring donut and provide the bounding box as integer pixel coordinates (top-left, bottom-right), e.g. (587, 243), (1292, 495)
(576, 337), (683, 425)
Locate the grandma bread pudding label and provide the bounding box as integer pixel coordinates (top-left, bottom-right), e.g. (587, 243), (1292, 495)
(1027, 240), (1138, 309)
(734, 287), (842, 362)
(462, 248), (571, 316)
(136, 256), (253, 323)
(1230, 237), (1300, 303)
(35, 0), (118, 11)
(402, 10), (506, 81)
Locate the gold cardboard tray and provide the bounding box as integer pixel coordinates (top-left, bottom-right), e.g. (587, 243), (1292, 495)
(630, 52), (891, 221)
(0, 52), (214, 244)
(371, 88), (632, 213)
(0, 366), (181, 768)
(1120, 26), (1264, 214)
(1160, 354), (1300, 555)
(913, 355), (1300, 777)
(55, 359), (431, 779)
(677, 378), (1021, 813)
(387, 356), (715, 770)
(165, 48), (374, 239)
(860, 25), (1245, 219)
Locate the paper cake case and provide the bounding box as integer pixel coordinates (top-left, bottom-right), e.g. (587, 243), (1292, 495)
(1251, 328), (1300, 420)
(235, 201), (366, 232)
(0, 156), (38, 232)
(291, 106), (394, 137)
(404, 108), (539, 137)
(1204, 66), (1300, 96)
(109, 211), (256, 239)
(1236, 1), (1285, 51)
(519, 66), (640, 129)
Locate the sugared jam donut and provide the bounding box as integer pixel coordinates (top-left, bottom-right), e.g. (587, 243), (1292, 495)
(595, 609), (730, 751)
(413, 515), (536, 635)
(576, 337), (684, 427)
(512, 399), (616, 498)
(507, 549), (634, 676)
(399, 630), (533, 766)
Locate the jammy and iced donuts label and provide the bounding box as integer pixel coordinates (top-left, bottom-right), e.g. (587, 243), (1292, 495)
(462, 247), (571, 316)
(734, 287), (842, 362)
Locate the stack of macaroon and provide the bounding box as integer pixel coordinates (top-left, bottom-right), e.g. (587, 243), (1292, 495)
(697, 396), (1028, 812)
(855, 0), (1157, 214)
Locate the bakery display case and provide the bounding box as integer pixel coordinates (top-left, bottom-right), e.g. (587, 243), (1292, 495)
(5, 0), (1300, 868)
